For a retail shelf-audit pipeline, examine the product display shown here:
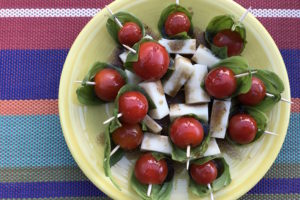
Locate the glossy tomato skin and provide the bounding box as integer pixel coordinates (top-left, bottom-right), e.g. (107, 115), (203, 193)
(134, 153), (168, 184)
(213, 29), (244, 57)
(94, 68), (126, 101)
(205, 67), (237, 99)
(228, 114), (258, 144)
(133, 42), (169, 81)
(170, 117), (204, 149)
(118, 91), (148, 124)
(190, 161), (218, 185)
(164, 12), (191, 36)
(238, 77), (266, 106)
(118, 22), (143, 47)
(112, 124), (143, 150)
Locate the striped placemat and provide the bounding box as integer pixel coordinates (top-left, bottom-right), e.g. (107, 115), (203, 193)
(0, 0), (299, 199)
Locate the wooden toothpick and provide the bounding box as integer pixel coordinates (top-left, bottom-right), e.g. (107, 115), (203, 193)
(106, 6), (123, 28)
(74, 81), (96, 85)
(103, 113), (123, 125)
(232, 6), (252, 31)
(186, 145), (191, 170)
(122, 44), (137, 54)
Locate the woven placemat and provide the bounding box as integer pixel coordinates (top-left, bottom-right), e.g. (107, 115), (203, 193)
(0, 0), (299, 199)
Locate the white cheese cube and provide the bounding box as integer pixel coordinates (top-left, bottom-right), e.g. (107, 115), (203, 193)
(139, 81), (169, 119)
(185, 64), (210, 104)
(119, 51), (129, 63)
(143, 34), (153, 40)
(192, 45), (220, 68)
(210, 99), (231, 139)
(203, 138), (221, 157)
(141, 133), (172, 155)
(142, 115), (162, 134)
(163, 55), (194, 97)
(169, 103), (209, 122)
(158, 38), (196, 54)
(125, 69), (142, 85)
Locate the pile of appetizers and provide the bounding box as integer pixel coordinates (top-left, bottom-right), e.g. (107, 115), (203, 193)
(76, 1), (287, 199)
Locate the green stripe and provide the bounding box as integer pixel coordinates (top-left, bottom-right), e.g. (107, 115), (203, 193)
(0, 166), (87, 182)
(264, 164), (300, 178)
(241, 194), (300, 200)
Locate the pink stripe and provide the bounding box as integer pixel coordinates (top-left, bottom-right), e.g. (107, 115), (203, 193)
(0, 0), (113, 9)
(291, 98), (300, 112)
(0, 100), (58, 115)
(235, 0), (300, 9)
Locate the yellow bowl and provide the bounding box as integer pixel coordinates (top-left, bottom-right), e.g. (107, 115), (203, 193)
(59, 0), (291, 199)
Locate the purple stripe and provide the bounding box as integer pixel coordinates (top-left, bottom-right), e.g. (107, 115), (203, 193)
(0, 181), (105, 198)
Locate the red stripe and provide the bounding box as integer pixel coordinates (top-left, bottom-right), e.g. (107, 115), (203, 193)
(235, 0), (300, 9)
(0, 0), (113, 9)
(0, 100), (58, 115)
(291, 98), (300, 112)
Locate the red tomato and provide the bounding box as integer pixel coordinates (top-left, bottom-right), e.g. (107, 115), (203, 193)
(238, 77), (266, 106)
(228, 114), (258, 144)
(133, 42), (169, 81)
(112, 124), (143, 150)
(118, 91), (148, 124)
(205, 67), (237, 99)
(169, 117), (204, 149)
(94, 68), (125, 101)
(118, 22), (143, 47)
(164, 12), (191, 36)
(213, 29), (244, 57)
(190, 161), (218, 185)
(134, 153), (168, 184)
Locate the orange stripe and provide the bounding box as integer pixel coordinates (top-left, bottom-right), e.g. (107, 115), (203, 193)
(0, 100), (58, 115)
(291, 98), (300, 113)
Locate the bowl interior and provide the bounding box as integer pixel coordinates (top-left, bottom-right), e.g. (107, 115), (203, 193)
(59, 0), (291, 199)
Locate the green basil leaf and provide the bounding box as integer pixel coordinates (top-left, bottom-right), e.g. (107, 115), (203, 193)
(106, 11), (145, 45)
(76, 62), (128, 105)
(110, 147), (125, 167)
(158, 4), (193, 39)
(189, 157), (231, 196)
(252, 94), (281, 112)
(210, 56), (252, 97)
(151, 152), (166, 161)
(205, 15), (246, 58)
(141, 121), (148, 132)
(131, 173), (173, 200)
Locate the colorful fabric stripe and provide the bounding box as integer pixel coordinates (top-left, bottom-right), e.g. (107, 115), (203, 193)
(235, 0), (300, 9)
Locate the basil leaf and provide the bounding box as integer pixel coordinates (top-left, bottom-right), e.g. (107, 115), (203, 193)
(210, 56), (252, 97)
(110, 147), (125, 167)
(158, 4), (193, 39)
(109, 84), (156, 133)
(189, 157), (231, 196)
(131, 173), (173, 200)
(205, 15), (246, 58)
(106, 11), (145, 45)
(151, 152), (166, 161)
(252, 94), (281, 112)
(76, 62), (128, 105)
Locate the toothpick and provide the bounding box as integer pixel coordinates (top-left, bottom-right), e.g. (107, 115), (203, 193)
(234, 70), (257, 78)
(103, 113), (123, 125)
(264, 130), (278, 136)
(147, 184), (152, 197)
(265, 93), (293, 104)
(176, 0), (180, 5)
(207, 183), (214, 200)
(122, 44), (137, 54)
(232, 6), (252, 31)
(74, 81), (96, 85)
(186, 145), (191, 170)
(106, 6), (123, 28)
(110, 145), (120, 156)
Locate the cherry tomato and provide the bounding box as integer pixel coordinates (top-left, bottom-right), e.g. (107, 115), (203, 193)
(238, 77), (266, 106)
(170, 117), (204, 149)
(94, 68), (126, 101)
(133, 42), (169, 81)
(118, 22), (143, 47)
(190, 161), (218, 185)
(112, 124), (143, 150)
(134, 153), (168, 184)
(213, 29), (244, 57)
(118, 91), (148, 124)
(205, 67), (237, 99)
(164, 12), (191, 36)
(228, 114), (258, 144)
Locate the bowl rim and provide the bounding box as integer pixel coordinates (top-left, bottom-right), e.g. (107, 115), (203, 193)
(59, 0), (291, 199)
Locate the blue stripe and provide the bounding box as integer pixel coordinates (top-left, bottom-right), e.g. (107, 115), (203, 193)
(0, 49), (299, 100)
(0, 115), (76, 167)
(0, 181), (104, 198)
(0, 49), (68, 100)
(248, 178), (300, 194)
(281, 49), (300, 98)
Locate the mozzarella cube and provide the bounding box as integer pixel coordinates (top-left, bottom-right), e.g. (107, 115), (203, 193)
(192, 45), (220, 68)
(158, 38), (196, 54)
(203, 138), (221, 157)
(169, 103), (209, 122)
(141, 133), (172, 155)
(142, 115), (162, 134)
(119, 51), (129, 63)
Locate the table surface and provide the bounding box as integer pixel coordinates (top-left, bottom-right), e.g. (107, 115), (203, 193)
(0, 0), (299, 199)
